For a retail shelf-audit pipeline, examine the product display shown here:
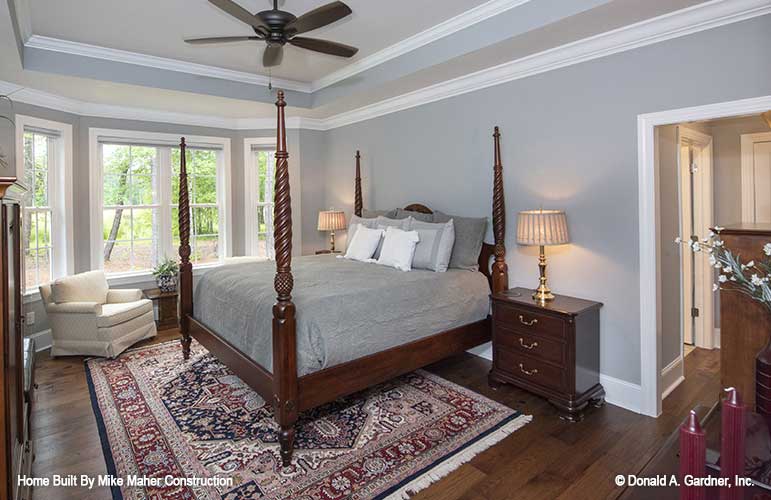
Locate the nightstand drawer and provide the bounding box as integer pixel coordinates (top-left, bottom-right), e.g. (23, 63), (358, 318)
(493, 302), (567, 340)
(495, 325), (566, 366)
(496, 347), (568, 393)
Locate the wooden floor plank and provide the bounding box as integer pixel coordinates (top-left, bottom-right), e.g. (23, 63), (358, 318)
(29, 331), (720, 500)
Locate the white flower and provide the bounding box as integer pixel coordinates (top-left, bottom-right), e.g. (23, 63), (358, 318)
(719, 275), (728, 283)
(709, 230), (715, 238)
(713, 283), (719, 292)
(691, 241), (701, 252)
(764, 243), (771, 256)
(723, 266), (733, 274)
(747, 261), (755, 268)
(752, 274), (764, 286)
(675, 237), (682, 244)
(714, 239), (724, 247)
(709, 255), (717, 266)
(714, 226), (724, 232)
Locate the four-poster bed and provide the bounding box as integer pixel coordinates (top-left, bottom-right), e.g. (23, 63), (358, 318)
(177, 90), (509, 466)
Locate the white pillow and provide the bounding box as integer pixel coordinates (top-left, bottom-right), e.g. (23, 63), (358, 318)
(344, 226), (384, 261)
(377, 227), (420, 272)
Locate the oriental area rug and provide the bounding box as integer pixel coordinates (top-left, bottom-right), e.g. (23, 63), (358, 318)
(86, 340), (531, 500)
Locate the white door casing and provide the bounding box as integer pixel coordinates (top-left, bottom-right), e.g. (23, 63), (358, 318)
(742, 132), (771, 223)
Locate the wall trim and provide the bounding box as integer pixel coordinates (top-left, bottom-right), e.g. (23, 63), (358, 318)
(25, 35), (311, 94)
(638, 94), (771, 418)
(3, 0), (769, 133)
(310, 0), (534, 91)
(661, 356), (685, 400)
(12, 0), (32, 44)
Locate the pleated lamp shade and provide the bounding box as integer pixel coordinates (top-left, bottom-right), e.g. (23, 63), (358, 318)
(516, 210), (569, 246)
(317, 210), (347, 231)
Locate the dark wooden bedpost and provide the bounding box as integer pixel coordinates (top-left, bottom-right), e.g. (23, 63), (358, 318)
(354, 150), (362, 217)
(272, 91), (298, 467)
(491, 127), (509, 293)
(178, 137), (193, 359)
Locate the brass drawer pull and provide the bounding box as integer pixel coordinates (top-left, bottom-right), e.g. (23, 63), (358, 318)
(519, 363), (538, 376)
(518, 315), (538, 326)
(519, 338), (538, 350)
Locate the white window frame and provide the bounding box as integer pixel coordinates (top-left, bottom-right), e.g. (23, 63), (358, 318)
(244, 138), (277, 258)
(15, 115), (74, 295)
(89, 128), (232, 282)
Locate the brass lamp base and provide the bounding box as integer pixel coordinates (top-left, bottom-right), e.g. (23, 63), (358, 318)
(329, 231), (337, 252)
(533, 245), (555, 303)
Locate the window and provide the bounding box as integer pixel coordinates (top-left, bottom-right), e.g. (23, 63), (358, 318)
(15, 116), (73, 293)
(245, 139), (277, 259)
(90, 129), (231, 277)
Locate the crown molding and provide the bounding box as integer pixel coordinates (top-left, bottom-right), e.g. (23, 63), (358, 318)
(24, 35), (312, 94)
(319, 0), (771, 130)
(4, 0), (769, 132)
(309, 0), (534, 92)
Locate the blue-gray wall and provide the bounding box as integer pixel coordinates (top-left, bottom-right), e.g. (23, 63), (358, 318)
(320, 15), (771, 385)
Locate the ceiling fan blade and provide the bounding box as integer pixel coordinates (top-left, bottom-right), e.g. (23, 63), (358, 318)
(263, 45), (284, 67)
(285, 1), (352, 35)
(208, 0), (268, 31)
(185, 36), (262, 44)
(289, 37), (358, 58)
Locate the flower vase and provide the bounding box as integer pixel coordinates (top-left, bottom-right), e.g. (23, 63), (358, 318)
(156, 274), (178, 293)
(756, 336), (771, 416)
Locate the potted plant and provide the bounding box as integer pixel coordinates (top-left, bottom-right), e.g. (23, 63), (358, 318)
(152, 257), (180, 293)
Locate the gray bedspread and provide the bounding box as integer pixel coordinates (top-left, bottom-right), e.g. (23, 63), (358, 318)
(193, 254), (491, 376)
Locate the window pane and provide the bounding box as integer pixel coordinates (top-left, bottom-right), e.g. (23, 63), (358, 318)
(188, 150), (217, 176)
(132, 240), (155, 272)
(195, 235), (218, 264)
(24, 248), (36, 288)
(23, 134), (34, 188)
(33, 168), (48, 207)
(128, 147), (156, 176)
(256, 234), (268, 259)
(131, 208), (159, 241)
(102, 144), (131, 175)
(104, 174), (128, 206)
(192, 175), (216, 204)
(34, 135), (48, 173)
(129, 174), (157, 205)
(103, 241), (131, 275)
(35, 211), (51, 248)
(36, 248), (51, 285)
(103, 208), (131, 242)
(192, 207), (218, 237)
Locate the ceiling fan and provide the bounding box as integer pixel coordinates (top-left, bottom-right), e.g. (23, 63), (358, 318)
(186, 0), (358, 68)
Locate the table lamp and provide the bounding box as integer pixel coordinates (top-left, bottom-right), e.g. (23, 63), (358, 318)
(516, 209), (570, 303)
(317, 210), (347, 252)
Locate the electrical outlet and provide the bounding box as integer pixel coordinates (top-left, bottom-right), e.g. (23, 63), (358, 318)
(26, 311), (35, 325)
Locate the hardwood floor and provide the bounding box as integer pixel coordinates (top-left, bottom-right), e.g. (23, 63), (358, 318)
(30, 329), (720, 500)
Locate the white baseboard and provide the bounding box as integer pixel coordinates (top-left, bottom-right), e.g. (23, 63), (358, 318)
(661, 356), (685, 400)
(468, 344), (643, 414)
(27, 329), (52, 352)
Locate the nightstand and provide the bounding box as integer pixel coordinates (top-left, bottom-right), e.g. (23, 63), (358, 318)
(315, 250), (342, 255)
(145, 288), (179, 330)
(489, 287), (604, 422)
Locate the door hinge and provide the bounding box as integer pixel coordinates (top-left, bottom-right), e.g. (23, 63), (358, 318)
(691, 307), (700, 318)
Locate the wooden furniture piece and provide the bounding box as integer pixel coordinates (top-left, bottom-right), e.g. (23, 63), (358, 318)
(177, 92), (510, 466)
(489, 287), (604, 422)
(719, 224), (771, 413)
(0, 179), (32, 500)
(314, 250), (341, 255)
(145, 288), (179, 330)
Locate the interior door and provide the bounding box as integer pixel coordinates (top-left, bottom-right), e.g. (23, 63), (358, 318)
(742, 133), (771, 223)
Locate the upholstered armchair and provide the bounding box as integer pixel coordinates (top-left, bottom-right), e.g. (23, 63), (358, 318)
(39, 270), (157, 358)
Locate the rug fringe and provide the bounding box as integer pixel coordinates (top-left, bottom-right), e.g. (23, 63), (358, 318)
(385, 414), (533, 499)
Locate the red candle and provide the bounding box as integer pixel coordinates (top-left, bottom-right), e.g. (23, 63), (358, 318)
(680, 409), (706, 500)
(720, 388), (746, 500)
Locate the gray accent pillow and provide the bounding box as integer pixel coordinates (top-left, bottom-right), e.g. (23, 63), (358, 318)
(410, 219), (455, 272)
(433, 211), (488, 270)
(362, 208), (398, 219)
(374, 216), (411, 258)
(394, 208), (434, 222)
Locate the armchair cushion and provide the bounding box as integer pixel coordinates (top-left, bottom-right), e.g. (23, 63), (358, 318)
(45, 301), (103, 315)
(51, 270), (109, 304)
(107, 289), (143, 303)
(97, 300), (153, 328)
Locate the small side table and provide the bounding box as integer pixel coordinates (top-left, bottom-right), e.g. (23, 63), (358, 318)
(145, 288), (179, 330)
(315, 250), (342, 255)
